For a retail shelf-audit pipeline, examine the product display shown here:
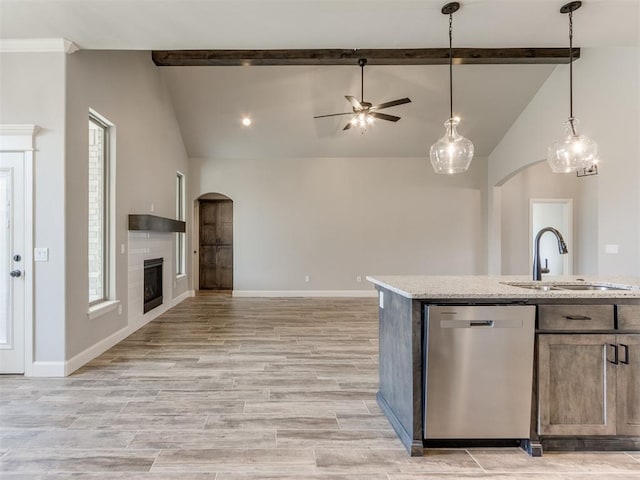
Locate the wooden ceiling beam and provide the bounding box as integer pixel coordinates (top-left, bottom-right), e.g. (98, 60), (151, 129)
(152, 48), (579, 66)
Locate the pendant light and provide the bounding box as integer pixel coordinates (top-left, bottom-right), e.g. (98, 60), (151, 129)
(547, 1), (598, 173)
(430, 2), (474, 174)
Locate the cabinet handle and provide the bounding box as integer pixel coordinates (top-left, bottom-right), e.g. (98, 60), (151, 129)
(608, 343), (619, 365)
(564, 315), (591, 320)
(620, 344), (630, 365)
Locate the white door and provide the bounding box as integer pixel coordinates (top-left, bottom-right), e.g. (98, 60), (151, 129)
(0, 152), (25, 373)
(530, 199), (573, 277)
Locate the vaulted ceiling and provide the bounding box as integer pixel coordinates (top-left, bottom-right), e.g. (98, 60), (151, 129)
(1, 0), (637, 49)
(1, 0), (637, 159)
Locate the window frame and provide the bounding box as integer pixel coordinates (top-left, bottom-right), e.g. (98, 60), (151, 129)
(88, 112), (111, 306)
(176, 171), (186, 276)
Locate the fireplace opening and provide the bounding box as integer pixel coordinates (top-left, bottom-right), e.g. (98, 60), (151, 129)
(143, 257), (163, 313)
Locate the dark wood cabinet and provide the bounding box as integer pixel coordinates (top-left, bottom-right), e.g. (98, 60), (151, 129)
(199, 200), (233, 290)
(538, 333), (617, 436)
(617, 334), (640, 436)
(537, 303), (640, 438)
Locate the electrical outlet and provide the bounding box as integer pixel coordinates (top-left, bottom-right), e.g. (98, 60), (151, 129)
(356, 275), (362, 283)
(150, 202), (155, 213)
(120, 243), (125, 254)
(118, 304), (123, 315)
(304, 275), (310, 283)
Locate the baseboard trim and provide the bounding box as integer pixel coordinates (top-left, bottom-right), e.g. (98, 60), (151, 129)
(62, 289), (195, 377)
(174, 289), (196, 301)
(31, 361), (66, 377)
(64, 324), (132, 376)
(232, 290), (377, 298)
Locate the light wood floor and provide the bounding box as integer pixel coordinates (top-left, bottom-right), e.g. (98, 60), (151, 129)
(1, 294), (639, 479)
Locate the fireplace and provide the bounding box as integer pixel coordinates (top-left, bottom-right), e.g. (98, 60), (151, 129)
(143, 258), (163, 313)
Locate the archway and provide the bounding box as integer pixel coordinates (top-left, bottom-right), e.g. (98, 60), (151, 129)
(490, 161), (598, 276)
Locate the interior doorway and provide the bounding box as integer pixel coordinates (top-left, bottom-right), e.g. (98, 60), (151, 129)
(0, 152), (25, 373)
(198, 196), (233, 290)
(530, 199), (573, 277)
(0, 125), (36, 375)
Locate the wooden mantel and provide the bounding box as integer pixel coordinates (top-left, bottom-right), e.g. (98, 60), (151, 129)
(152, 47), (580, 67)
(128, 214), (186, 233)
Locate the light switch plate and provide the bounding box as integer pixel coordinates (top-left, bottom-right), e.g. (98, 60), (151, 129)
(605, 244), (619, 254)
(34, 247), (49, 262)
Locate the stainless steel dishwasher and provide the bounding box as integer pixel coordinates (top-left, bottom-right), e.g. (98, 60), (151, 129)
(423, 305), (536, 440)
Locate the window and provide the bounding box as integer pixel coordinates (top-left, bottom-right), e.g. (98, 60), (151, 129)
(176, 171), (186, 276)
(88, 113), (111, 304)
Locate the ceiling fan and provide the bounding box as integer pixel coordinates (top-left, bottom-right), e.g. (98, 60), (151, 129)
(314, 58), (411, 131)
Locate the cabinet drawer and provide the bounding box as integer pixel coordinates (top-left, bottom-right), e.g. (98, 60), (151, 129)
(538, 305), (614, 331)
(617, 305), (640, 332)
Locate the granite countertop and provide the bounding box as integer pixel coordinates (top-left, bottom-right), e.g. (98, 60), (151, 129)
(366, 275), (640, 299)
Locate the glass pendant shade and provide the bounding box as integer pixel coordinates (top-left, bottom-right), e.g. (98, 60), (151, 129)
(430, 117), (475, 174)
(547, 117), (598, 173)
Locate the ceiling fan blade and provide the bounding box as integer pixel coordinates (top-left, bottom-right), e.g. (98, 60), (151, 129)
(369, 112), (401, 122)
(370, 98), (411, 111)
(345, 95), (363, 110)
(313, 112), (354, 119)
(343, 121), (353, 131)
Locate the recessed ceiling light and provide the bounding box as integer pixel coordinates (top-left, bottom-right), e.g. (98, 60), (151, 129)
(241, 117), (252, 127)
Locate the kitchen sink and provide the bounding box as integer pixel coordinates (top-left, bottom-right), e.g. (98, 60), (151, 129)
(510, 284), (562, 291)
(502, 281), (634, 291)
(555, 284), (631, 291)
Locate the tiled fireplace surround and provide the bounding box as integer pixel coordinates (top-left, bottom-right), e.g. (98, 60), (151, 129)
(128, 231), (192, 330)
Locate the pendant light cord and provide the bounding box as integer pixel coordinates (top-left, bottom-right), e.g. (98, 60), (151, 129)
(569, 10), (576, 134)
(449, 12), (454, 119)
(361, 63), (364, 103)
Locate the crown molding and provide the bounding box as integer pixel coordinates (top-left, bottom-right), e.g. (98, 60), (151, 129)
(0, 125), (39, 151)
(0, 38), (79, 54)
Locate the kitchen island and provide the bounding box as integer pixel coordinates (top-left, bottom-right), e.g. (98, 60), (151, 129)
(366, 275), (640, 456)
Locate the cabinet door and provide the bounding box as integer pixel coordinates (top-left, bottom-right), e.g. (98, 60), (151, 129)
(617, 334), (640, 436)
(538, 334), (616, 436)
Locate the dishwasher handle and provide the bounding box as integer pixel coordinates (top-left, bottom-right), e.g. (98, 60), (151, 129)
(470, 321), (494, 327)
(440, 319), (523, 329)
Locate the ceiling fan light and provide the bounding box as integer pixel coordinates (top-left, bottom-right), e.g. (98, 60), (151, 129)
(547, 118), (598, 173)
(430, 117), (474, 174)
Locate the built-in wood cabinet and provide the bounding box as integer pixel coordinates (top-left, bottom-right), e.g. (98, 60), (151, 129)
(616, 334), (640, 436)
(537, 304), (640, 438)
(538, 333), (617, 436)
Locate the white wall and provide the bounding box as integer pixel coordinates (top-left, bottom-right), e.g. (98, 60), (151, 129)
(0, 52), (67, 364)
(489, 47), (640, 275)
(65, 51), (190, 360)
(191, 155), (487, 292)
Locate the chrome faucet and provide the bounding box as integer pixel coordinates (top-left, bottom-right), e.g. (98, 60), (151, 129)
(533, 227), (568, 281)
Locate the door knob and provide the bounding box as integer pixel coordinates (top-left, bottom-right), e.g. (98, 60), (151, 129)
(10, 270), (22, 278)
